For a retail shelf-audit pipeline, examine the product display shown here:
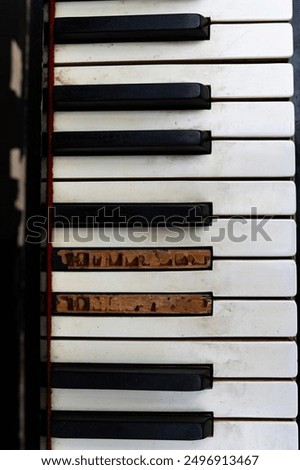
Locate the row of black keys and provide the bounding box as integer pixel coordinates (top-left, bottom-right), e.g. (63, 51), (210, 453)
(52, 83), (212, 155)
(45, 365), (213, 440)
(50, 16), (212, 440)
(54, 14), (210, 43)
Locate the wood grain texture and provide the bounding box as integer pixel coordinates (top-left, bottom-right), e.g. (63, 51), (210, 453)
(54, 293), (212, 315)
(53, 248), (212, 270)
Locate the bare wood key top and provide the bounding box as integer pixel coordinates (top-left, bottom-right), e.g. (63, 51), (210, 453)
(52, 247), (212, 270)
(53, 293), (213, 316)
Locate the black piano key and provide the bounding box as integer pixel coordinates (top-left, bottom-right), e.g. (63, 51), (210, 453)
(50, 412), (214, 440)
(51, 203), (213, 227)
(52, 130), (212, 155)
(50, 364), (213, 391)
(54, 14), (210, 43)
(53, 83), (212, 111)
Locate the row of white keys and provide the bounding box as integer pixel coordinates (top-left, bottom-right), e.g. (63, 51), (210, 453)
(50, 421), (299, 450)
(50, 381), (298, 418)
(50, 1), (297, 452)
(54, 24), (293, 63)
(51, 261), (296, 297)
(52, 181), (296, 216)
(54, 63), (294, 99)
(54, 103), (295, 138)
(52, 141), (296, 179)
(46, 300), (297, 338)
(54, 0), (293, 22)
(45, 340), (297, 378)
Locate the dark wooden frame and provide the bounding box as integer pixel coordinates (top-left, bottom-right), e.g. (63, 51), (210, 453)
(24, 0), (44, 449)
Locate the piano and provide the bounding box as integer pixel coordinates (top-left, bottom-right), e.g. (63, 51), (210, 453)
(26, 0), (299, 449)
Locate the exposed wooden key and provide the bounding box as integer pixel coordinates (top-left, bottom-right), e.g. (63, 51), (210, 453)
(53, 293), (213, 315)
(52, 248), (212, 270)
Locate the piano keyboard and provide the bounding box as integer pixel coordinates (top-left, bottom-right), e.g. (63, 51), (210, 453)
(42, 0), (298, 449)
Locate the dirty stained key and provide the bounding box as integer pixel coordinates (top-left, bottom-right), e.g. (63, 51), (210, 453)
(53, 293), (213, 316)
(52, 247), (213, 270)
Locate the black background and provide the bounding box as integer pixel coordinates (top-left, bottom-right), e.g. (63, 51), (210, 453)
(0, 0), (27, 450)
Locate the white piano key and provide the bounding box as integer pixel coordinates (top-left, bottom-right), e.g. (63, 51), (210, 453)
(47, 340), (297, 378)
(54, 24), (294, 63)
(51, 421), (299, 450)
(51, 219), (296, 256)
(54, 63), (294, 99)
(51, 381), (298, 418)
(48, 300), (298, 338)
(55, 0), (293, 22)
(52, 219), (297, 258)
(51, 261), (297, 297)
(55, 102), (295, 138)
(53, 141), (296, 179)
(52, 181), (296, 216)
